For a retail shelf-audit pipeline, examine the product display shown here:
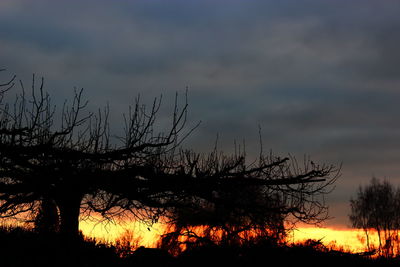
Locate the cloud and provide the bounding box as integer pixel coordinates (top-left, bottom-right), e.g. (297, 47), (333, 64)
(1, 0), (400, 226)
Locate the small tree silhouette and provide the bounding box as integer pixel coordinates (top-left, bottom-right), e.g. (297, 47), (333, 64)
(350, 177), (400, 257)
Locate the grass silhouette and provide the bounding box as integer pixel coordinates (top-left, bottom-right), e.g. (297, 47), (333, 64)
(0, 225), (398, 267)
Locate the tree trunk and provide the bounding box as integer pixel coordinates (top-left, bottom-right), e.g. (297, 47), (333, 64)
(377, 228), (382, 255)
(364, 228), (370, 252)
(35, 197), (60, 234)
(57, 195), (82, 241)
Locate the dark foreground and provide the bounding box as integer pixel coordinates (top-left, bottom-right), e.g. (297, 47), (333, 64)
(0, 227), (398, 267)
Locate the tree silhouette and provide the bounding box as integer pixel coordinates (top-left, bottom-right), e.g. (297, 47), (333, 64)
(158, 150), (339, 251)
(0, 71), (339, 243)
(0, 72), (194, 239)
(350, 177), (400, 257)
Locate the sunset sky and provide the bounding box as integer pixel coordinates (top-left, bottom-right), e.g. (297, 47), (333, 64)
(1, 0), (400, 230)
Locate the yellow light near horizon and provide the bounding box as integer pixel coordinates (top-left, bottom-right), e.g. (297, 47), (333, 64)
(289, 227), (368, 253)
(0, 216), (378, 253)
(79, 220), (373, 253)
(79, 219), (165, 248)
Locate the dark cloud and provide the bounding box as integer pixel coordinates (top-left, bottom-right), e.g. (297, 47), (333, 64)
(1, 0), (400, 227)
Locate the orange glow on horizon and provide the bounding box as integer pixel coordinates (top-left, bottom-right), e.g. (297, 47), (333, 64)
(0, 216), (378, 254)
(79, 219), (165, 248)
(288, 227), (369, 253)
(79, 220), (375, 253)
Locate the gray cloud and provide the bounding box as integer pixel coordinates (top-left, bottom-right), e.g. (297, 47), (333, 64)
(1, 0), (400, 227)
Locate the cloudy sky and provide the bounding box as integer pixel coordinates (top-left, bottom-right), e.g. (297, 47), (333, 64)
(1, 0), (400, 227)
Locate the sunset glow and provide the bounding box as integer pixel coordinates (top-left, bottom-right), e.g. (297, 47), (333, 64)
(79, 220), (373, 253)
(289, 227), (368, 253)
(0, 215), (378, 253)
(79, 219), (165, 248)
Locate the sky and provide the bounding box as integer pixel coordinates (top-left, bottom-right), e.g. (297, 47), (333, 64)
(1, 0), (400, 228)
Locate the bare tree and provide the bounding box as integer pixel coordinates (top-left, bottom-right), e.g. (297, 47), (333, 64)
(158, 150), (339, 250)
(0, 71), (339, 245)
(0, 72), (193, 238)
(350, 177), (400, 257)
